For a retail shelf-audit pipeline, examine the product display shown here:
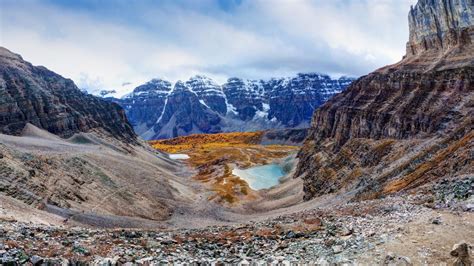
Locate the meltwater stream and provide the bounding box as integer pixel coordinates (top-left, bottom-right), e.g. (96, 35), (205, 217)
(232, 164), (286, 190)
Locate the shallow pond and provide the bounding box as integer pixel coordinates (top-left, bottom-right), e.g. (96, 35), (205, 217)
(232, 164), (286, 190)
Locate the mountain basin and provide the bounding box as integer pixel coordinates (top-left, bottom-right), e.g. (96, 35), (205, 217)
(232, 164), (286, 190)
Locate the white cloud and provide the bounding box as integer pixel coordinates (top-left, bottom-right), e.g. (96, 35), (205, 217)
(0, 0), (418, 97)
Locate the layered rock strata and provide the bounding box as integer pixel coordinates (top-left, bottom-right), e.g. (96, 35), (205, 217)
(295, 0), (474, 200)
(0, 47), (136, 142)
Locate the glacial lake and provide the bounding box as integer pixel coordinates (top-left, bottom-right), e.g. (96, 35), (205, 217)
(232, 164), (286, 190)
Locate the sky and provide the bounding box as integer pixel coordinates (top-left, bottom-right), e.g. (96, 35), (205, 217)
(1, 0), (418, 97)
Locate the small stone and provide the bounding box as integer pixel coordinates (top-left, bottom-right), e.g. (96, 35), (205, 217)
(30, 255), (44, 266)
(339, 226), (353, 236)
(161, 239), (177, 245)
(464, 203), (474, 211)
(274, 243), (288, 251)
(450, 242), (472, 266)
(28, 169), (36, 177)
(72, 246), (90, 256)
(146, 240), (160, 248)
(366, 230), (376, 237)
(316, 257), (328, 264)
(238, 259), (250, 265)
(431, 217), (442, 225)
(383, 252), (412, 265)
(136, 257), (153, 265)
(304, 218), (322, 226)
(332, 245), (344, 254)
(286, 231), (296, 239)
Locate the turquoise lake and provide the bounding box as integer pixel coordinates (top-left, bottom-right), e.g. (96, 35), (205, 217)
(232, 164), (286, 190)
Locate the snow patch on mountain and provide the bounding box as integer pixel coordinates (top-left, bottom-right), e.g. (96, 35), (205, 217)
(112, 73), (356, 139)
(254, 103), (270, 120)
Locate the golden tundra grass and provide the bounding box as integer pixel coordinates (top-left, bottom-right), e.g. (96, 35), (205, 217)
(150, 132), (298, 204)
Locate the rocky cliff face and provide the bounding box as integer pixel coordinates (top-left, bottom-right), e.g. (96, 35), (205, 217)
(117, 79), (172, 138)
(407, 0), (474, 56)
(296, 0), (474, 201)
(114, 74), (354, 140)
(266, 74), (353, 127)
(186, 75), (228, 115)
(151, 81), (222, 139)
(0, 47), (137, 142)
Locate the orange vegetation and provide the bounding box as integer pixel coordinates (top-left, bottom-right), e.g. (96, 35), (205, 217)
(149, 132), (298, 204)
(149, 131), (265, 153)
(383, 130), (474, 194)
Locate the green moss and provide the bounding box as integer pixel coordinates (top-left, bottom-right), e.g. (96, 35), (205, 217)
(95, 170), (116, 187)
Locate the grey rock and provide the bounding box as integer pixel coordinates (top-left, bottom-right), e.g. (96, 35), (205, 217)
(407, 0), (474, 56)
(450, 242), (472, 266)
(0, 47), (137, 143)
(431, 217), (442, 225)
(383, 252), (412, 266)
(332, 245), (344, 254)
(30, 255), (44, 266)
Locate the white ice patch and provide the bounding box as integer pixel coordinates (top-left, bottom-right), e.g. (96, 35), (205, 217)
(223, 92), (239, 115)
(226, 102), (238, 115)
(169, 154), (190, 160)
(199, 99), (210, 109)
(254, 102), (270, 119)
(156, 88), (174, 124)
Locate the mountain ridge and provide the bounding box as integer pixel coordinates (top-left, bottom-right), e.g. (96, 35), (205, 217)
(0, 47), (137, 143)
(112, 73), (355, 140)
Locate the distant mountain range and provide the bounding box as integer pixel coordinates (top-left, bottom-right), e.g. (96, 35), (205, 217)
(109, 74), (355, 140)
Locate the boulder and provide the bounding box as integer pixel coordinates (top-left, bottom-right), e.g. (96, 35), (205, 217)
(450, 242), (472, 266)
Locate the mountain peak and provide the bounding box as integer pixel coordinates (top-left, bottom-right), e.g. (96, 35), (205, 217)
(186, 75), (221, 90)
(0, 48), (136, 142)
(0, 47), (23, 61)
(113, 73), (355, 139)
(174, 80), (189, 90)
(188, 74), (212, 81)
(131, 78), (172, 95)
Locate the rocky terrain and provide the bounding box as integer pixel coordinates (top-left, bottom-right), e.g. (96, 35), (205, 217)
(0, 0), (473, 264)
(1, 190), (473, 264)
(112, 74), (354, 140)
(0, 47), (136, 143)
(0, 50), (210, 228)
(296, 0), (474, 201)
(150, 131), (302, 206)
(0, 123), (208, 226)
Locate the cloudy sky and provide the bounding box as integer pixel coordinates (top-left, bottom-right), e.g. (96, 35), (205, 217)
(1, 0), (417, 97)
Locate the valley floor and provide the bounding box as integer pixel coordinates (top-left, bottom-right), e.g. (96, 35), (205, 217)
(1, 128), (473, 264)
(1, 193), (473, 264)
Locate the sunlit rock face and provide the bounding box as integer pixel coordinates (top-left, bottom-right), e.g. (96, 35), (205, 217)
(295, 0), (474, 201)
(406, 0), (474, 56)
(112, 74), (355, 139)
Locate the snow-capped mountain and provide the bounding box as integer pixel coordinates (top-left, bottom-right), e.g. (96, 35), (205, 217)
(112, 73), (355, 140)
